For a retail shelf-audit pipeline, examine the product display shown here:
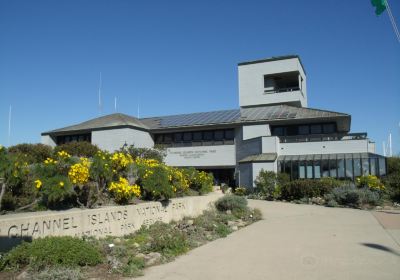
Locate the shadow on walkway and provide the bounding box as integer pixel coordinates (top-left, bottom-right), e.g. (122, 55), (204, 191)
(361, 243), (400, 257)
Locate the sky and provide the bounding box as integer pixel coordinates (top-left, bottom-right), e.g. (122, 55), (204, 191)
(0, 0), (399, 155)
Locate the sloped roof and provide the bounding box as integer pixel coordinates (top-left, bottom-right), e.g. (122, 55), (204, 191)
(43, 105), (350, 135)
(42, 113), (148, 135)
(140, 105), (349, 130)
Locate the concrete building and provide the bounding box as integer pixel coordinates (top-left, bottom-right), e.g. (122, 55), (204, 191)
(41, 55), (386, 188)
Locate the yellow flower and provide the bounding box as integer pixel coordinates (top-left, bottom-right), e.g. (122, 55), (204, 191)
(34, 179), (42, 189)
(59, 181), (64, 187)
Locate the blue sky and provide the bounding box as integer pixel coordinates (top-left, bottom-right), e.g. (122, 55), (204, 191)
(0, 0), (399, 154)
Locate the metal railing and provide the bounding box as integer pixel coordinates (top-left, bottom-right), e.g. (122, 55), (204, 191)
(279, 133), (368, 143)
(264, 86), (301, 94)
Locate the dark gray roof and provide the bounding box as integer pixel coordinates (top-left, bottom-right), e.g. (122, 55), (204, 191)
(140, 105), (349, 130)
(238, 55), (299, 66)
(42, 113), (148, 135)
(43, 105), (350, 135)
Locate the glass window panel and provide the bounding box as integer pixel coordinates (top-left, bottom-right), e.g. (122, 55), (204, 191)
(155, 134), (163, 143)
(174, 133), (183, 142)
(329, 159), (338, 178)
(292, 161), (299, 179)
(286, 126), (297, 136)
(183, 132), (192, 142)
(299, 161), (306, 179)
(323, 123), (335, 134)
(164, 134), (172, 143)
(306, 161), (313, 179)
(314, 160), (321, 179)
(338, 159), (345, 178)
(272, 127), (284, 136)
(370, 158), (377, 176)
(284, 161), (291, 176)
(353, 158), (362, 177)
(322, 159), (330, 177)
(310, 124), (322, 134)
(203, 131), (213, 141)
(214, 130), (224, 141)
(298, 125), (309, 135)
(225, 129), (234, 140)
(345, 159), (353, 179)
(379, 158), (386, 176)
(193, 131), (202, 141)
(362, 158), (369, 175)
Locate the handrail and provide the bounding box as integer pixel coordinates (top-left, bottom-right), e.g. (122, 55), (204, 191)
(279, 133), (368, 143)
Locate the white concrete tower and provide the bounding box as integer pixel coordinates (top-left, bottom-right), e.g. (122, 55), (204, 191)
(238, 55), (307, 108)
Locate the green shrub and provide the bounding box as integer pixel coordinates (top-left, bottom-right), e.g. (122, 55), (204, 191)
(121, 256), (145, 277)
(215, 195), (248, 215)
(384, 173), (400, 202)
(0, 236), (102, 271)
(356, 175), (385, 191)
(28, 267), (83, 280)
(141, 166), (174, 200)
(324, 186), (381, 208)
(8, 143), (53, 164)
(54, 142), (99, 158)
(141, 222), (189, 258)
(281, 178), (346, 200)
(387, 156), (400, 175)
(120, 145), (165, 163)
(254, 170), (289, 200)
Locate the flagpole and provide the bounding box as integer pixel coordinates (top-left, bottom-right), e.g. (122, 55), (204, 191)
(386, 0), (400, 43)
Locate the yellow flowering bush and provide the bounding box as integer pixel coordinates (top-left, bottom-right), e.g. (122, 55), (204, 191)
(68, 157), (90, 185)
(111, 152), (133, 169)
(356, 175), (385, 191)
(167, 167), (189, 194)
(108, 177), (141, 204)
(57, 150), (71, 159)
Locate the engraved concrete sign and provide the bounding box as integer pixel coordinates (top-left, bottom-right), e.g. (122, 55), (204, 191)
(0, 193), (223, 251)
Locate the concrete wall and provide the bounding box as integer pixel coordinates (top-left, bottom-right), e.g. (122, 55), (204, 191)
(165, 145), (236, 167)
(0, 193), (223, 251)
(92, 128), (154, 152)
(41, 135), (56, 147)
(261, 136), (280, 154)
(242, 124), (271, 140)
(235, 129), (262, 162)
(279, 139), (374, 155)
(238, 57), (307, 108)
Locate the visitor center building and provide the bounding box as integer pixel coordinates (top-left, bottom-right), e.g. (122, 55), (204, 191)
(41, 55), (386, 188)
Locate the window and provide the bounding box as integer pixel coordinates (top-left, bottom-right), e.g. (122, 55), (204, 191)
(338, 158), (345, 179)
(298, 125), (309, 135)
(225, 129), (235, 140)
(306, 160), (313, 179)
(354, 158), (362, 177)
(183, 132), (192, 142)
(299, 161), (306, 179)
(345, 158), (353, 179)
(370, 158), (377, 175)
(272, 127), (284, 136)
(362, 158), (369, 175)
(56, 133), (91, 145)
(310, 124), (322, 134)
(214, 130), (224, 141)
(314, 160), (321, 179)
(323, 123), (335, 134)
(164, 134), (172, 143)
(322, 160), (330, 177)
(379, 158), (386, 176)
(193, 131), (202, 141)
(203, 131), (213, 141)
(174, 133), (183, 142)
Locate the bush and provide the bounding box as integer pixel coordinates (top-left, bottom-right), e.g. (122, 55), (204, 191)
(54, 142), (99, 158)
(0, 236), (102, 271)
(356, 175), (385, 191)
(254, 170), (289, 200)
(324, 186), (381, 208)
(28, 267), (83, 280)
(141, 222), (189, 258)
(8, 143), (53, 164)
(234, 186), (247, 196)
(387, 156), (400, 175)
(281, 178), (346, 200)
(384, 173), (400, 202)
(141, 166), (174, 200)
(120, 145), (165, 163)
(215, 195), (248, 215)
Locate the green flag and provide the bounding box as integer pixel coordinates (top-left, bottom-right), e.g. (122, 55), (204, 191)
(371, 0), (387, 15)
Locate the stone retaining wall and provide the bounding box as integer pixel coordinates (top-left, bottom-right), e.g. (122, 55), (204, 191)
(0, 193), (223, 251)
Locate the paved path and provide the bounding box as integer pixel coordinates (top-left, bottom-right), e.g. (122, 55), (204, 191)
(137, 201), (400, 280)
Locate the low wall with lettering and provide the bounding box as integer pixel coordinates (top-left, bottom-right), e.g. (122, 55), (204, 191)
(0, 192), (223, 251)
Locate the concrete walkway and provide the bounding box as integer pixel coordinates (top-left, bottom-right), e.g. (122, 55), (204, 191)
(137, 200), (400, 280)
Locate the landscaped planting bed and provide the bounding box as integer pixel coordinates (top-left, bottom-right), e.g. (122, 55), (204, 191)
(0, 195), (261, 279)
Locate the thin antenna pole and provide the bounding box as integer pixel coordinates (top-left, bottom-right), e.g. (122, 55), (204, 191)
(98, 72), (102, 115)
(137, 96), (140, 118)
(8, 105), (11, 147)
(389, 133), (393, 157)
(386, 0), (400, 43)
(114, 97), (117, 112)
